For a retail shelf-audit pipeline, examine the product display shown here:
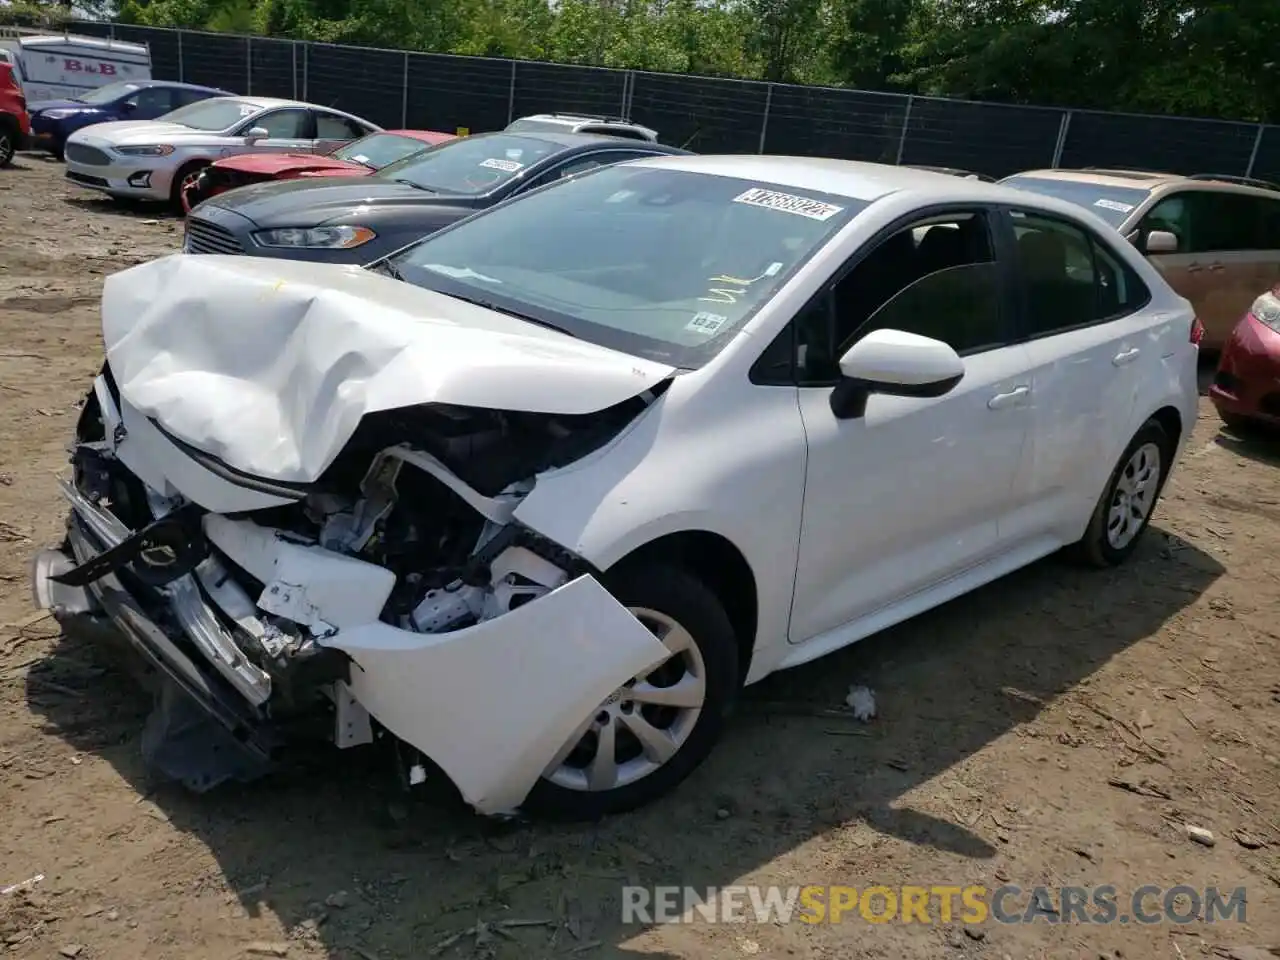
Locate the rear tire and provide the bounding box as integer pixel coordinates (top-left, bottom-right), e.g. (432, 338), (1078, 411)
(521, 562), (740, 820)
(0, 119), (16, 167)
(1070, 419), (1173, 568)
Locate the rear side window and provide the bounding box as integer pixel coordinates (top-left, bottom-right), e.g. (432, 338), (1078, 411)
(1009, 210), (1150, 337)
(316, 112), (365, 140)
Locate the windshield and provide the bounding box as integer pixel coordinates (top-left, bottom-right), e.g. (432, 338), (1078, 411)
(74, 81), (142, 105)
(382, 165), (864, 367)
(374, 133), (559, 195)
(1000, 176), (1152, 228)
(155, 98), (259, 132)
(332, 132), (433, 169)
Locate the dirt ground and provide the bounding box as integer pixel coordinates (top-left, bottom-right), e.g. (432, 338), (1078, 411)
(2, 155), (1280, 960)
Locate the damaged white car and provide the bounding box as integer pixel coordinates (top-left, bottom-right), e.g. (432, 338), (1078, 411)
(32, 155), (1199, 819)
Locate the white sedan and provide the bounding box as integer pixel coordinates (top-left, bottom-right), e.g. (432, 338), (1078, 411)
(63, 96), (380, 208)
(31, 156), (1199, 818)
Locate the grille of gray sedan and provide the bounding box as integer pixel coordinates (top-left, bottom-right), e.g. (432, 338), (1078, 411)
(184, 217), (245, 255)
(65, 143), (111, 166)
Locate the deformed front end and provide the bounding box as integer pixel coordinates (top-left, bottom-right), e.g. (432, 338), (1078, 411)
(32, 361), (673, 815)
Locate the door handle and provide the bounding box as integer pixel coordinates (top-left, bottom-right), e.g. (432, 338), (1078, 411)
(1186, 264), (1203, 273)
(1208, 262), (1226, 272)
(1112, 347), (1141, 366)
(987, 385), (1029, 410)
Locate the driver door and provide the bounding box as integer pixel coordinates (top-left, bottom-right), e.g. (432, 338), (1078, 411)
(786, 207), (1033, 643)
(235, 108), (316, 156)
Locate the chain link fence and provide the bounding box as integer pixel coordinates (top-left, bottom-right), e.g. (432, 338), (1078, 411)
(72, 20), (1280, 182)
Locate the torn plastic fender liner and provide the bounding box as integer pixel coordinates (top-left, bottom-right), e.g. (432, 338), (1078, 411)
(322, 575), (672, 816)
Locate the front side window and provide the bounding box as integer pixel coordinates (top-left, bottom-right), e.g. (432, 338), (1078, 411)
(251, 109), (310, 139)
(382, 165), (864, 367)
(158, 98), (263, 132)
(375, 133), (562, 195)
(125, 86), (173, 113)
(1141, 190), (1263, 253)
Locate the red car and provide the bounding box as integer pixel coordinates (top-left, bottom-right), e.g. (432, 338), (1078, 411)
(181, 128), (455, 212)
(1209, 285), (1280, 430)
(0, 61), (30, 168)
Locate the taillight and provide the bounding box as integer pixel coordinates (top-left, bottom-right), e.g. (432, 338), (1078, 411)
(1190, 316), (1204, 345)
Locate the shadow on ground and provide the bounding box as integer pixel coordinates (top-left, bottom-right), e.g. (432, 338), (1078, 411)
(26, 528), (1223, 959)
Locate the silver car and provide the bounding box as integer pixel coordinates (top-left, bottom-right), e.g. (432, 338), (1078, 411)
(63, 96), (381, 208)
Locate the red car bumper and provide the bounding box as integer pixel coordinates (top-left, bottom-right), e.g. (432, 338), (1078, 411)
(1209, 311), (1280, 426)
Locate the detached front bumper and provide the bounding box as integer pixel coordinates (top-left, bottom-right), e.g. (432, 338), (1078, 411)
(32, 439), (671, 815)
(32, 482), (280, 790)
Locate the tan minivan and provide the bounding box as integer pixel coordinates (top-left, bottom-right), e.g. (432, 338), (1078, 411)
(1000, 168), (1280, 348)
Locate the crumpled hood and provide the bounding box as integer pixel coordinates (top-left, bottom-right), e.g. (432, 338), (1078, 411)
(215, 152), (365, 177)
(102, 254), (675, 485)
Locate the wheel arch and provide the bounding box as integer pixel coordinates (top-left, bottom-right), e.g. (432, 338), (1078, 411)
(607, 529), (759, 683)
(1147, 404), (1184, 454)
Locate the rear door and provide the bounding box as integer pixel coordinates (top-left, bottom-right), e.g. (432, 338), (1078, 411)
(998, 206), (1159, 548)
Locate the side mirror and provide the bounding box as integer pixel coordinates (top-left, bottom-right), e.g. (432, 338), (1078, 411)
(245, 126), (270, 142)
(1144, 230), (1178, 254)
(830, 329), (965, 420)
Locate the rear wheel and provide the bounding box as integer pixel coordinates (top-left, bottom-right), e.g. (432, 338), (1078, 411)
(521, 563), (740, 820)
(1070, 419), (1172, 567)
(0, 119), (16, 167)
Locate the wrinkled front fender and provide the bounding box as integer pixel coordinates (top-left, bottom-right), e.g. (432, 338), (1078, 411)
(321, 575), (670, 815)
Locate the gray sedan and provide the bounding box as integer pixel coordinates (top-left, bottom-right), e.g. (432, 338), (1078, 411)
(63, 96), (381, 208)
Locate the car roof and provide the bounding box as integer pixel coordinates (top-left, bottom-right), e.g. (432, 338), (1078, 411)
(624, 154), (1022, 200)
(135, 80), (230, 93)
(1008, 167), (1280, 198)
(473, 129), (686, 152)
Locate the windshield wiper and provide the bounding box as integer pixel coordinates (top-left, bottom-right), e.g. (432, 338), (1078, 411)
(369, 260), (406, 281)
(442, 290), (577, 338)
(393, 178), (434, 192)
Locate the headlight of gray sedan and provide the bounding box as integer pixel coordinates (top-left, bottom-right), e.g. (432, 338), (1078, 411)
(252, 226), (377, 249)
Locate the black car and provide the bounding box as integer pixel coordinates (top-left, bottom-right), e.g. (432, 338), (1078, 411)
(183, 130), (691, 264)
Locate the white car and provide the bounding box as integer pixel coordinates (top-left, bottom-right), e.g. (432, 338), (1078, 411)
(31, 156), (1200, 819)
(63, 95), (380, 207)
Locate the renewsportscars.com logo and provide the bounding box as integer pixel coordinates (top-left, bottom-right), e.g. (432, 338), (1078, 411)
(621, 884), (1248, 926)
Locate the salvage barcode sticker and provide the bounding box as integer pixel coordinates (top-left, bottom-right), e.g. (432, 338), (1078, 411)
(1094, 198), (1135, 213)
(480, 157), (523, 173)
(733, 188), (844, 221)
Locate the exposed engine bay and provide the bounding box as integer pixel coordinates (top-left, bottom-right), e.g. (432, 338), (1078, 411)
(40, 367), (673, 812)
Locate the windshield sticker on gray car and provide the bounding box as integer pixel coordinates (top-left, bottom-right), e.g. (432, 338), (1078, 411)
(732, 188), (844, 221)
(686, 311), (728, 336)
(1094, 198), (1135, 213)
(238, 104), (257, 117)
(480, 157), (524, 173)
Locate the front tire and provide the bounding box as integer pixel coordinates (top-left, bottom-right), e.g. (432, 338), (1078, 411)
(522, 563), (740, 820)
(172, 160), (209, 213)
(1071, 419), (1172, 567)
